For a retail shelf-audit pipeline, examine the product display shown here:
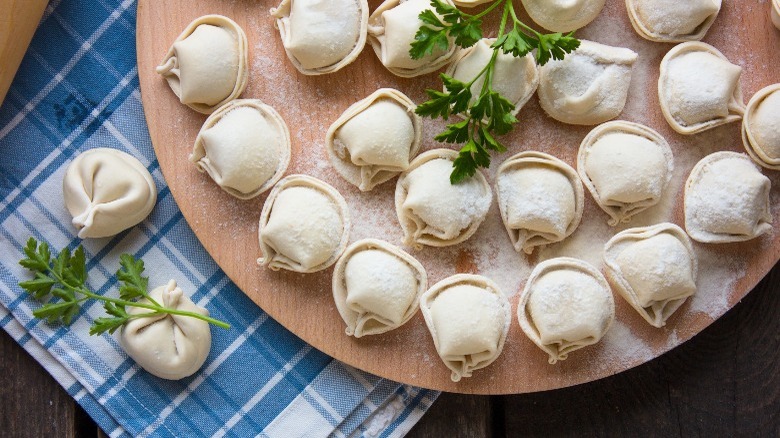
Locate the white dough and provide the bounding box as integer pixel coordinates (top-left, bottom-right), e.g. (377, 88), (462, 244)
(742, 84), (780, 170)
(772, 0), (780, 31)
(63, 148), (157, 239)
(192, 99), (291, 199)
(626, 0), (722, 42)
(119, 280), (211, 380)
(521, 0), (606, 32)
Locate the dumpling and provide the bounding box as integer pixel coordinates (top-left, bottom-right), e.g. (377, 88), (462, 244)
(626, 0), (722, 42)
(333, 238), (427, 337)
(537, 40), (638, 125)
(520, 0), (606, 32)
(191, 99), (291, 199)
(270, 0), (368, 75)
(496, 151), (584, 254)
(773, 0), (780, 31)
(445, 38), (539, 118)
(684, 152), (772, 243)
(603, 223), (697, 328)
(658, 42), (745, 135)
(742, 84), (780, 170)
(577, 121), (673, 226)
(326, 88), (422, 191)
(156, 15), (248, 114)
(420, 274), (511, 382)
(119, 280), (211, 380)
(367, 0), (458, 78)
(395, 149), (492, 249)
(63, 148), (157, 239)
(258, 175), (351, 273)
(518, 257), (615, 364)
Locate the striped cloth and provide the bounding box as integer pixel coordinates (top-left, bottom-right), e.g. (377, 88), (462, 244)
(0, 1), (438, 436)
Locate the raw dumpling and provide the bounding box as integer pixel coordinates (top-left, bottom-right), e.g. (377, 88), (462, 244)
(521, 0), (606, 32)
(420, 274), (511, 382)
(156, 15), (248, 114)
(537, 40), (638, 125)
(578, 121), (673, 226)
(626, 0), (722, 42)
(367, 0), (458, 77)
(604, 223), (696, 328)
(119, 280), (211, 380)
(192, 99), (291, 199)
(333, 239), (427, 337)
(658, 42), (745, 135)
(496, 151), (584, 255)
(445, 38), (539, 118)
(326, 88), (422, 191)
(395, 149), (492, 249)
(742, 84), (780, 170)
(270, 0), (368, 75)
(63, 148), (157, 239)
(518, 257), (614, 364)
(773, 0), (780, 31)
(258, 175), (351, 273)
(684, 152), (772, 243)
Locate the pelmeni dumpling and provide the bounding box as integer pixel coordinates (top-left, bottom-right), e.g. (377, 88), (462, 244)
(537, 40), (638, 125)
(63, 148), (157, 239)
(626, 0), (722, 42)
(742, 84), (780, 170)
(446, 38), (539, 119)
(270, 0), (368, 75)
(684, 152), (772, 243)
(518, 257), (615, 364)
(659, 42), (745, 135)
(367, 0), (458, 77)
(772, 0), (780, 30)
(333, 239), (427, 337)
(119, 280), (211, 380)
(420, 274), (511, 382)
(259, 175), (351, 273)
(604, 223), (697, 328)
(326, 89), (422, 191)
(496, 151), (584, 255)
(578, 121), (673, 226)
(192, 99), (291, 199)
(521, 0), (606, 32)
(395, 149), (492, 249)
(156, 15), (248, 114)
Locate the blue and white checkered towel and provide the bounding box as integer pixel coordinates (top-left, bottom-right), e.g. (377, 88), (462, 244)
(0, 1), (438, 436)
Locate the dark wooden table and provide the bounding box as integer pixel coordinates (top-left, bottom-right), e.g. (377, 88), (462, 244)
(2, 263), (778, 437)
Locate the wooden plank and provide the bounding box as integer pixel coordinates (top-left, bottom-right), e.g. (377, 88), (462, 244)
(407, 393), (492, 438)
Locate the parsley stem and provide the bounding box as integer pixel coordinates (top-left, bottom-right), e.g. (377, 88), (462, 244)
(471, 0), (505, 20)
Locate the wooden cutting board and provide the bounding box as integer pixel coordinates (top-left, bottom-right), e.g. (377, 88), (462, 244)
(137, 0), (780, 394)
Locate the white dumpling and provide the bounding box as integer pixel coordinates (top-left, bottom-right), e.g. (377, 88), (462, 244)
(191, 99), (291, 199)
(773, 0), (780, 31)
(684, 152), (772, 243)
(367, 0), (458, 77)
(496, 151), (584, 255)
(333, 239), (427, 337)
(626, 0), (721, 42)
(578, 121), (673, 226)
(518, 257), (614, 364)
(271, 0), (368, 75)
(119, 280), (211, 380)
(63, 148), (157, 239)
(395, 149), (492, 249)
(521, 0), (606, 32)
(603, 223), (697, 328)
(742, 84), (780, 170)
(156, 15), (248, 114)
(326, 88), (422, 191)
(420, 274), (511, 382)
(658, 42), (745, 135)
(537, 40), (637, 125)
(446, 38), (539, 118)
(258, 175), (351, 273)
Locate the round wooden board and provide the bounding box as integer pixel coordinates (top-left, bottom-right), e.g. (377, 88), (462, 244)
(137, 0), (780, 394)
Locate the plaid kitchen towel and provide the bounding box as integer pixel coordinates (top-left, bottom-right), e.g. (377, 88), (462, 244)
(0, 1), (439, 436)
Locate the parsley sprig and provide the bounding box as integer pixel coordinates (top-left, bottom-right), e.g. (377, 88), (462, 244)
(18, 237), (230, 335)
(410, 0), (580, 183)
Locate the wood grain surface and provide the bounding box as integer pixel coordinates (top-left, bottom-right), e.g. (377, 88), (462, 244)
(136, 0), (780, 393)
(0, 0), (48, 107)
